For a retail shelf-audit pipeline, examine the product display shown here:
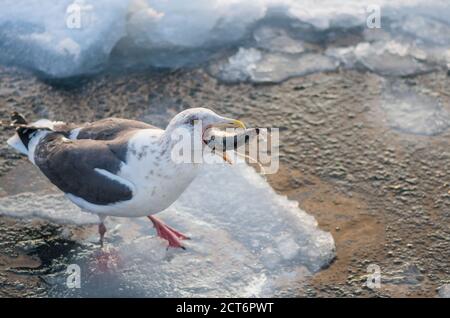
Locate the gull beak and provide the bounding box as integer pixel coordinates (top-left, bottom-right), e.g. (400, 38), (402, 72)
(230, 119), (246, 129)
(211, 118), (246, 130)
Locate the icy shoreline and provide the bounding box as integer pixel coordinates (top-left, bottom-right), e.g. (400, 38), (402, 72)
(1, 0), (449, 81)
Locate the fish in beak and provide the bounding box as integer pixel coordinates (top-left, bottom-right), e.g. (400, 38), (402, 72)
(203, 118), (247, 165)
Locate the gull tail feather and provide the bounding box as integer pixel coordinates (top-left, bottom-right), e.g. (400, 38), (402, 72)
(6, 112), (52, 155)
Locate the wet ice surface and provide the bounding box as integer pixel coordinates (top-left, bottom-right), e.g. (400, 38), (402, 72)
(0, 163), (335, 297)
(382, 82), (450, 136)
(0, 0), (128, 77)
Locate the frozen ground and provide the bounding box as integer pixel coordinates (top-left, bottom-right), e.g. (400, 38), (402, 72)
(0, 161), (334, 297)
(0, 67), (449, 297)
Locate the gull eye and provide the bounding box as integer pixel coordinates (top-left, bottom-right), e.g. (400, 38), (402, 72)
(187, 117), (198, 126)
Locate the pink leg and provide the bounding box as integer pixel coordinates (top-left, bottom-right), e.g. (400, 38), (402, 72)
(98, 223), (107, 247)
(148, 216), (190, 249)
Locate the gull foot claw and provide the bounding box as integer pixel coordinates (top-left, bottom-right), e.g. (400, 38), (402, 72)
(148, 215), (189, 249)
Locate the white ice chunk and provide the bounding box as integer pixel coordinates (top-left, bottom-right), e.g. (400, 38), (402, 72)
(326, 41), (433, 77)
(394, 15), (450, 46)
(253, 26), (305, 54)
(211, 48), (339, 83)
(0, 0), (128, 77)
(127, 0), (266, 48)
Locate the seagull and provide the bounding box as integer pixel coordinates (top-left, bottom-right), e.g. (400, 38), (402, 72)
(6, 108), (246, 249)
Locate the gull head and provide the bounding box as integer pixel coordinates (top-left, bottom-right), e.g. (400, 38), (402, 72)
(163, 108), (246, 164)
(165, 107), (246, 144)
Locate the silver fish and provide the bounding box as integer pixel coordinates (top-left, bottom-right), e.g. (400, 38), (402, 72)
(203, 128), (260, 152)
